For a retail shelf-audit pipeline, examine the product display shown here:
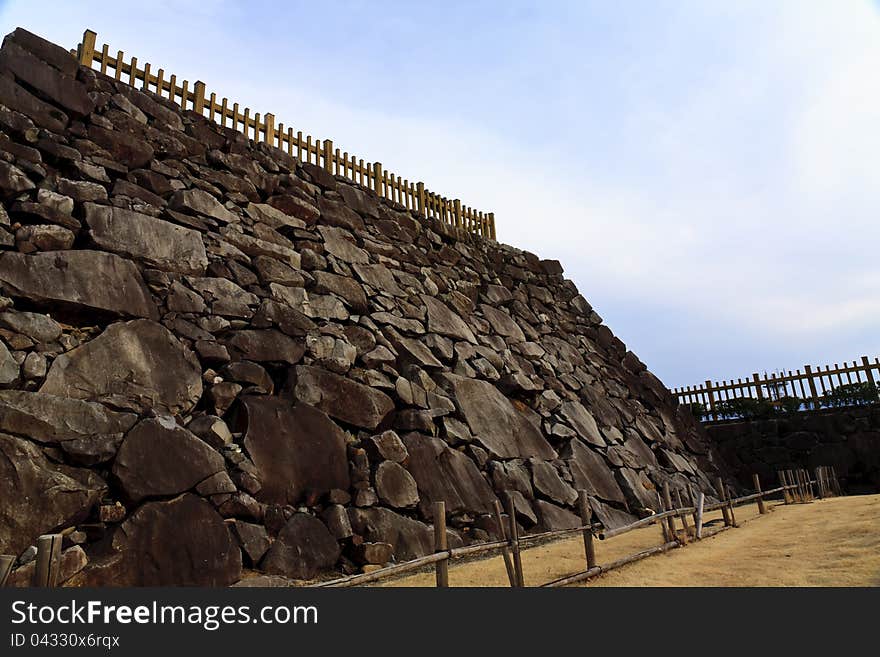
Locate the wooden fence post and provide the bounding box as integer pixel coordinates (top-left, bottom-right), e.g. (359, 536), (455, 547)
(831, 466), (844, 496)
(674, 489), (690, 544)
(453, 199), (462, 228)
(505, 493), (524, 587)
(656, 492), (671, 542)
(78, 29), (97, 67)
(264, 112), (275, 147)
(814, 467), (825, 499)
(323, 139), (334, 174)
(695, 492), (705, 539)
(804, 365), (821, 409)
(493, 499), (516, 587)
(726, 484), (738, 527)
(193, 81), (206, 116)
(33, 534), (62, 587)
(705, 380), (717, 420)
(416, 182), (426, 217)
(488, 212), (496, 240)
(0, 554), (14, 587)
(373, 162), (383, 197)
(433, 501), (448, 588)
(753, 473), (766, 514)
(778, 471), (790, 504)
(662, 482), (677, 542)
(716, 477), (731, 526)
(577, 491), (596, 569)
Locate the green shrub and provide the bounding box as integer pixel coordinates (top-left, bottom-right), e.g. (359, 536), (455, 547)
(777, 396), (804, 414)
(820, 382), (879, 407)
(684, 402), (707, 420)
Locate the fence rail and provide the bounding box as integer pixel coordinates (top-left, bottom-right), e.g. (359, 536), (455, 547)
(0, 468), (840, 588)
(673, 355), (880, 419)
(70, 29), (496, 240)
(309, 467), (840, 588)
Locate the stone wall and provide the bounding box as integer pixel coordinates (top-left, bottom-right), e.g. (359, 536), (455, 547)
(706, 405), (880, 494)
(0, 27), (726, 586)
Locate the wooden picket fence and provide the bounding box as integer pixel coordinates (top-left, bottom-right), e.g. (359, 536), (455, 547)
(0, 468), (840, 588)
(70, 29), (496, 240)
(673, 355), (880, 419)
(311, 466), (842, 588)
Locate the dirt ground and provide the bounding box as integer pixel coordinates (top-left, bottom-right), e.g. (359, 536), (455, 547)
(381, 494), (880, 587)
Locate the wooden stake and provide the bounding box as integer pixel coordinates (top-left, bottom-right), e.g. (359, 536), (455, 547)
(695, 492), (705, 539)
(33, 534), (62, 587)
(656, 491), (671, 542)
(492, 499), (516, 587)
(0, 554), (14, 587)
(753, 473), (766, 514)
(577, 491), (596, 569)
(674, 489), (690, 544)
(505, 493), (524, 587)
(778, 471), (790, 504)
(662, 482), (677, 542)
(716, 477), (731, 526)
(726, 484), (738, 527)
(432, 501), (449, 587)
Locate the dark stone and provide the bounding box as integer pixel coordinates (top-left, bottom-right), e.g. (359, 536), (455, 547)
(84, 203), (207, 275)
(235, 396), (350, 506)
(0, 390), (136, 444)
(401, 433), (497, 518)
(222, 329), (305, 364)
(112, 417), (226, 503)
(533, 499), (581, 531)
(231, 520), (270, 566)
(87, 125), (154, 168)
(347, 507), (438, 561)
(0, 250), (158, 320)
(81, 494), (241, 586)
(292, 365), (394, 430)
(0, 433), (106, 554)
(261, 513), (340, 580)
(0, 40), (93, 117)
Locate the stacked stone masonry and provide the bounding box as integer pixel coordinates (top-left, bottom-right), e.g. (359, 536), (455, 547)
(0, 28), (726, 586)
(708, 405), (880, 495)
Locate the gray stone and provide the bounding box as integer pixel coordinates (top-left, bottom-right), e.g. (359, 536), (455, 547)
(170, 188), (237, 223)
(222, 329), (305, 364)
(421, 295), (477, 343)
(562, 440), (626, 505)
(84, 203), (207, 275)
(0, 433), (106, 555)
(451, 376), (556, 459)
(15, 224), (75, 251)
(0, 390), (137, 444)
(318, 226), (369, 264)
(292, 365), (394, 430)
(375, 461), (419, 509)
(40, 319), (202, 415)
(0, 250), (157, 320)
(0, 340), (18, 384)
(0, 310), (61, 344)
(559, 401), (605, 447)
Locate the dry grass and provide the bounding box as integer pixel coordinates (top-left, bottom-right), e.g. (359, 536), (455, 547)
(381, 494), (880, 587)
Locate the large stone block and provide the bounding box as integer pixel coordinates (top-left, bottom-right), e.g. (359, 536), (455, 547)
(40, 320), (202, 415)
(0, 250), (158, 320)
(84, 203), (208, 275)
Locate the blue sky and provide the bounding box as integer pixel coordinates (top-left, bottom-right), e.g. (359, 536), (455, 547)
(1, 1), (878, 389)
